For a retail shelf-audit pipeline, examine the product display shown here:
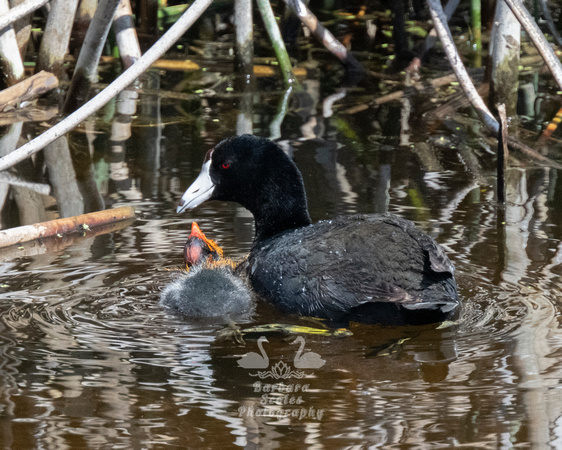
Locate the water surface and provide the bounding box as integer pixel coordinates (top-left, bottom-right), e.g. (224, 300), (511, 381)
(1, 73), (562, 448)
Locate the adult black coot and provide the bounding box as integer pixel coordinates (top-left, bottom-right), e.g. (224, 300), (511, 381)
(160, 222), (254, 321)
(176, 135), (460, 325)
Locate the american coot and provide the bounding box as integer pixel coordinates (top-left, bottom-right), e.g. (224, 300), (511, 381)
(160, 222), (254, 321)
(177, 135), (460, 326)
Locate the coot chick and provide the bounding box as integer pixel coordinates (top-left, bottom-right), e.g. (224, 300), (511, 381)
(177, 135), (460, 326)
(160, 222), (254, 321)
(183, 221), (223, 268)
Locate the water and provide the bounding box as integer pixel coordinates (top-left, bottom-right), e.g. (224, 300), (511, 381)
(1, 73), (562, 447)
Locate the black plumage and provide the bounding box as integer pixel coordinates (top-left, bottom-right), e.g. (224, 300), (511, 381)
(177, 135), (460, 325)
(246, 214), (458, 325)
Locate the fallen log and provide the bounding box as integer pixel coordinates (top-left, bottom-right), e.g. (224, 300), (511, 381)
(0, 217), (135, 260)
(0, 105), (58, 126)
(0, 206), (135, 248)
(0, 70), (58, 111)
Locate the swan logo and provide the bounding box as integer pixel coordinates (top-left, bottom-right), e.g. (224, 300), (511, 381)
(237, 336), (326, 421)
(237, 336), (325, 379)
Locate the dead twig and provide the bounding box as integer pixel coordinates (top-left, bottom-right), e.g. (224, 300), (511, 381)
(283, 0), (364, 77)
(63, 0), (121, 114)
(536, 0), (562, 47)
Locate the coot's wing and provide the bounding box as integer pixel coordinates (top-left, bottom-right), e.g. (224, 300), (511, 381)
(389, 214), (455, 275)
(247, 214), (458, 322)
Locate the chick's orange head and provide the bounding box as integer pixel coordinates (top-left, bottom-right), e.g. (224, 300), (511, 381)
(184, 222), (224, 268)
(189, 222), (207, 240)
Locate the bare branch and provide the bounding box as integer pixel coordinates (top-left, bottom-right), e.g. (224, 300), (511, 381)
(503, 0), (562, 90)
(426, 0), (499, 133)
(283, 0), (364, 76)
(0, 0), (49, 31)
(0, 0), (214, 172)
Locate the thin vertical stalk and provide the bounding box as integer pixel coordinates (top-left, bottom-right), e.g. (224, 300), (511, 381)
(470, 0), (481, 66)
(113, 0), (142, 69)
(0, 0), (25, 85)
(63, 0), (121, 114)
(234, 0), (255, 132)
(44, 137), (86, 217)
(255, 0), (297, 87)
(73, 0), (98, 52)
(234, 0), (254, 78)
(503, 0), (562, 91)
(490, 0), (520, 115)
(139, 0), (158, 37)
(497, 104), (508, 203)
(0, 123), (23, 227)
(36, 0), (80, 77)
(269, 86), (293, 139)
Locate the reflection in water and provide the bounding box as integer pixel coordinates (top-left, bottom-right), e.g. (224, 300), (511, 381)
(1, 75), (562, 447)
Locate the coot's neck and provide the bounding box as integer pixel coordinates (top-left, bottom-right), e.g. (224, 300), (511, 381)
(252, 196), (312, 242)
(245, 172), (312, 243)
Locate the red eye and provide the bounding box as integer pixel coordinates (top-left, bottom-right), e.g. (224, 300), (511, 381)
(221, 162), (231, 169)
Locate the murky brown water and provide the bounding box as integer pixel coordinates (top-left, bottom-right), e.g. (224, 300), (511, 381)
(2, 71), (562, 448)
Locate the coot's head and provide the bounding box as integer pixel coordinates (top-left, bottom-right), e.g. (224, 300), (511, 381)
(177, 135), (312, 240)
(184, 222), (223, 267)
